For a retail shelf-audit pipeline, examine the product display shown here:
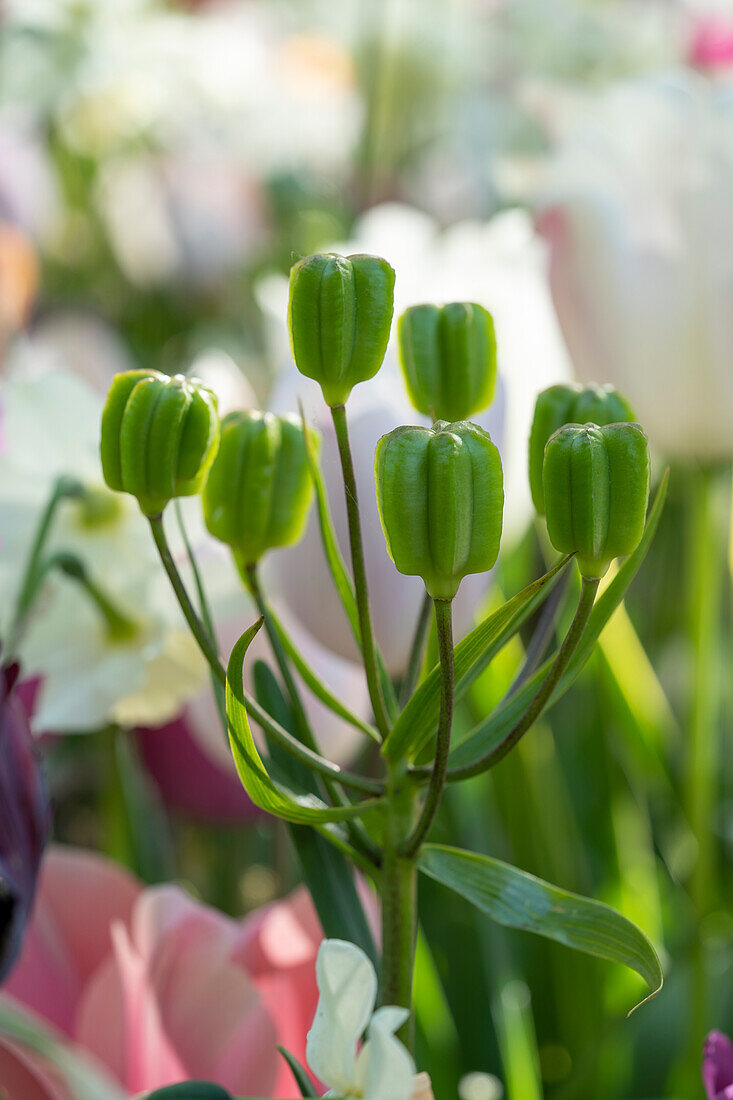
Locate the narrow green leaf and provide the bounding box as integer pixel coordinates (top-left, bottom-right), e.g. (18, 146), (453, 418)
(382, 555), (571, 762)
(449, 471), (669, 772)
(301, 403), (398, 721)
(418, 845), (663, 1010)
(254, 661), (379, 968)
(227, 623), (383, 824)
(0, 1000), (127, 1100)
(277, 1045), (319, 1097)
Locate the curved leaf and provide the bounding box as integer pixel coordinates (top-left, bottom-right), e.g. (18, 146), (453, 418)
(383, 556), (571, 762)
(418, 845), (662, 1011)
(449, 471), (669, 772)
(227, 623), (383, 824)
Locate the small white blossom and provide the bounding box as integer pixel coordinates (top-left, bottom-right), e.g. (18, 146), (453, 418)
(307, 939), (431, 1100)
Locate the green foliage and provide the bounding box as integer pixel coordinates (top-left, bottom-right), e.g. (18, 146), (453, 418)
(449, 470), (668, 771)
(382, 555), (571, 762)
(418, 845), (662, 1009)
(226, 621), (382, 824)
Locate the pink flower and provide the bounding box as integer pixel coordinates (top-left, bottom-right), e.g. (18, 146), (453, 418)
(704, 1031), (733, 1100)
(3, 846), (321, 1098)
(689, 18), (733, 71)
(0, 1035), (71, 1100)
(136, 715), (260, 823)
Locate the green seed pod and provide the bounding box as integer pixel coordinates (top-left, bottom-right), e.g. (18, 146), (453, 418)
(398, 302), (497, 422)
(202, 410), (319, 565)
(288, 252), (395, 407)
(375, 420), (504, 601)
(101, 370), (219, 517)
(543, 422), (650, 580)
(529, 383), (635, 514)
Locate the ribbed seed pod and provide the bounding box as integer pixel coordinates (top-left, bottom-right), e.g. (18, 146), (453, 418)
(375, 420), (504, 601)
(529, 382), (635, 514)
(100, 370), (219, 517)
(202, 411), (318, 565)
(543, 422), (650, 579)
(288, 252), (395, 407)
(397, 302), (497, 422)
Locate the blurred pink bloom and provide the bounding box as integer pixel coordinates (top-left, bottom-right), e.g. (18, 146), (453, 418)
(704, 1031), (733, 1100)
(0, 662), (50, 983)
(3, 846), (321, 1098)
(136, 713), (260, 823)
(0, 1035), (71, 1100)
(690, 18), (733, 70)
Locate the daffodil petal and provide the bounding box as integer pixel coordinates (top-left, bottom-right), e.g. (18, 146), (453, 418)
(354, 1005), (416, 1100)
(306, 939), (377, 1094)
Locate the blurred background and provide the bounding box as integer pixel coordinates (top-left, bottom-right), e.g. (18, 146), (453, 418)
(1, 1), (733, 1098)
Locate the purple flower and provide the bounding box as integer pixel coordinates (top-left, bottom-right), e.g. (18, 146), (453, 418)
(703, 1032), (733, 1100)
(0, 659), (50, 984)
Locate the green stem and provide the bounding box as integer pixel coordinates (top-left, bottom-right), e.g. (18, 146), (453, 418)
(5, 476), (84, 656)
(173, 500), (227, 736)
(685, 466), (725, 1065)
(447, 575), (599, 782)
(381, 771), (418, 1047)
(403, 599), (454, 857)
(51, 553), (137, 640)
(148, 512), (382, 796)
(400, 590), (433, 706)
(148, 512), (225, 681)
(331, 403), (391, 739)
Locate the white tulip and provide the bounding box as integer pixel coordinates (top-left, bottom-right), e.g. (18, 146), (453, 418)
(534, 72), (733, 459)
(306, 939), (433, 1100)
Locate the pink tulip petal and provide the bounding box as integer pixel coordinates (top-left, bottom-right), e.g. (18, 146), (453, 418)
(0, 1035), (71, 1100)
(235, 889), (321, 1097)
(5, 848), (140, 1035)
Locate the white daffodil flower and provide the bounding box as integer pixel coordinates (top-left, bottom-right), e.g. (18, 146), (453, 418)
(306, 939), (432, 1100)
(0, 348), (208, 731)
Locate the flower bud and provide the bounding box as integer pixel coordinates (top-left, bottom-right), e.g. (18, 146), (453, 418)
(288, 252), (395, 407)
(101, 370), (219, 517)
(529, 383), (635, 514)
(398, 302), (497, 422)
(203, 410), (318, 565)
(375, 421), (503, 601)
(543, 422), (650, 579)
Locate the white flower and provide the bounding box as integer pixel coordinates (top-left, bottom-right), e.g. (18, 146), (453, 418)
(0, 348), (207, 731)
(307, 939), (431, 1100)
(532, 72), (733, 459)
(259, 202), (571, 672)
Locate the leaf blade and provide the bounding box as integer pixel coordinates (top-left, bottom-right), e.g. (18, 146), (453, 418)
(449, 471), (669, 771)
(418, 844), (663, 1010)
(383, 555), (571, 762)
(226, 623), (382, 824)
